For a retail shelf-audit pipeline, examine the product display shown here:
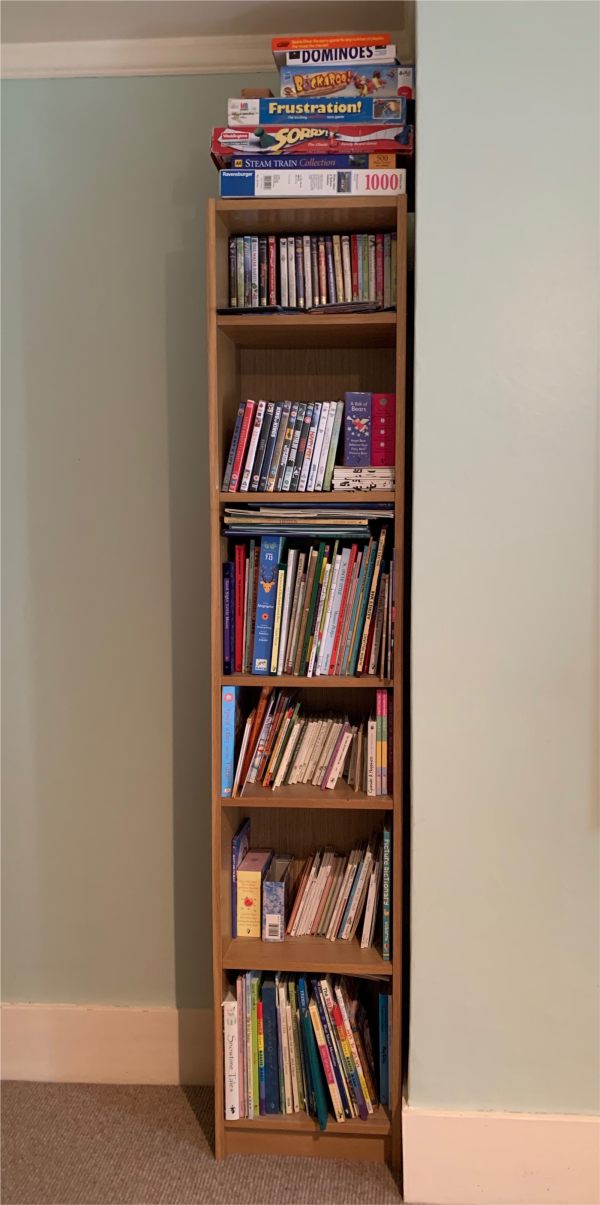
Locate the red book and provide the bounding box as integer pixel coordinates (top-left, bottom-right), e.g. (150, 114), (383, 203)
(328, 544), (358, 675)
(267, 235), (277, 304)
(371, 393), (396, 466)
(234, 545), (246, 672)
(228, 399), (256, 492)
(350, 235), (359, 302)
(375, 234), (384, 306)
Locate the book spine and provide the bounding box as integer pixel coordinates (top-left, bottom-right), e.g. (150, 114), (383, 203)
(237, 975), (246, 1118)
(322, 400), (343, 492)
(266, 401), (290, 492)
(287, 236), (296, 307)
(236, 236), (244, 309)
(270, 567), (286, 674)
(228, 399), (256, 492)
(257, 1000), (266, 1114)
(243, 236), (252, 306)
(223, 995), (239, 1119)
(290, 401), (313, 492)
(250, 236), (259, 307)
(251, 976), (260, 1113)
(279, 236), (289, 306)
(222, 564), (233, 675)
(335, 986), (373, 1113)
(312, 981), (352, 1118)
(275, 401), (298, 491)
(286, 1002), (300, 1111)
(315, 402), (337, 492)
(367, 717), (376, 795)
(308, 997), (345, 1123)
(250, 401), (275, 490)
(258, 235), (268, 306)
(331, 999), (368, 1120)
(375, 232), (384, 306)
(277, 549), (298, 675)
(332, 235), (344, 301)
(379, 991), (389, 1105)
(259, 402), (282, 492)
(220, 685), (239, 797)
(261, 981), (280, 1114)
(383, 232), (391, 308)
(341, 233), (352, 303)
(357, 527), (387, 673)
(252, 536), (283, 673)
(240, 399), (266, 492)
(234, 545), (245, 673)
(350, 234), (359, 302)
(325, 235), (336, 303)
(298, 402), (321, 492)
(245, 974), (254, 1118)
(382, 819), (391, 959)
(368, 233), (376, 301)
(283, 402), (306, 491)
(222, 401), (246, 491)
(228, 237), (237, 307)
(295, 235), (305, 309)
(278, 981), (293, 1114)
(381, 689), (388, 794)
(361, 234), (369, 301)
(317, 236), (327, 305)
(302, 234), (312, 312)
(310, 235), (319, 307)
(391, 232), (397, 305)
(306, 401), (330, 493)
(265, 234), (276, 306)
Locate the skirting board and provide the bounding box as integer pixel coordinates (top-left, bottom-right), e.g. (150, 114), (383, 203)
(403, 1104), (600, 1205)
(1, 1004), (213, 1085)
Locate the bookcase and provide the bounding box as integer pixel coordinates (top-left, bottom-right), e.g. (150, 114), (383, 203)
(207, 197), (406, 1169)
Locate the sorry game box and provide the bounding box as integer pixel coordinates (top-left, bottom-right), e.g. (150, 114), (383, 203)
(211, 125), (414, 169)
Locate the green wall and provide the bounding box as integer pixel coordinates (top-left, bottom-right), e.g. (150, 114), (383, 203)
(1, 74), (274, 1007)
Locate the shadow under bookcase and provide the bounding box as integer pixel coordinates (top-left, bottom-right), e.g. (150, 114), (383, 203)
(207, 196), (406, 1169)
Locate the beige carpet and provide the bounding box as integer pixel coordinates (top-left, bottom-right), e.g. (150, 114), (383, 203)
(1, 1083), (402, 1204)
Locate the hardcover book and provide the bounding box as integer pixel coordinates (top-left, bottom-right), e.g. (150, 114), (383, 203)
(252, 536), (285, 673)
(344, 392), (372, 466)
(221, 687), (242, 797)
(262, 855), (293, 941)
(230, 815), (250, 937)
(236, 849), (273, 938)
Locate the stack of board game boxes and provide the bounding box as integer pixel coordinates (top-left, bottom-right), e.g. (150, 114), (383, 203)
(212, 31), (415, 198)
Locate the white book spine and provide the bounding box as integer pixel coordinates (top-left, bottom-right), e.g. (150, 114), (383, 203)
(286, 1002), (300, 1112)
(240, 399), (266, 491)
(315, 553), (341, 675)
(287, 237), (296, 307)
(223, 995), (239, 1120)
(313, 722), (341, 788)
(320, 547), (351, 675)
(277, 549), (298, 675)
(303, 720), (326, 783)
(274, 718), (304, 788)
(293, 853), (320, 936)
(324, 727), (353, 790)
(289, 720), (312, 784)
(342, 846), (373, 939)
(327, 848), (360, 941)
(306, 401), (330, 492)
(297, 404), (320, 492)
(361, 870), (378, 948)
(302, 851), (331, 935)
(279, 236), (288, 306)
(314, 401), (337, 492)
(278, 981), (293, 1114)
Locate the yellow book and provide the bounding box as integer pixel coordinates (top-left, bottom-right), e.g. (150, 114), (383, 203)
(236, 849), (273, 938)
(270, 567), (286, 673)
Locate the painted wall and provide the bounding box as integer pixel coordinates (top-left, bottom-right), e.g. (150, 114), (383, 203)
(410, 0), (599, 1113)
(1, 73), (274, 1007)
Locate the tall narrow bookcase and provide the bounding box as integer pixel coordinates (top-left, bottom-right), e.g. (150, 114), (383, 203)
(207, 197), (406, 1169)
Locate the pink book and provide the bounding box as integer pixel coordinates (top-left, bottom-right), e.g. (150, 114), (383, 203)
(371, 394), (396, 467)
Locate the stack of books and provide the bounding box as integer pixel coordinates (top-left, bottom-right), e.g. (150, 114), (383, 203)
(212, 32), (414, 198)
(222, 973), (391, 1123)
(227, 231), (397, 311)
(222, 522), (394, 678)
(230, 820), (390, 951)
(223, 398), (344, 492)
(223, 688), (393, 797)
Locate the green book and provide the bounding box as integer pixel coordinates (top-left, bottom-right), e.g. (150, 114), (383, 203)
(300, 542), (326, 674)
(348, 540), (378, 676)
(301, 1006), (328, 1130)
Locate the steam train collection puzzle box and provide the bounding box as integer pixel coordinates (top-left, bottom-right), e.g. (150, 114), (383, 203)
(211, 125), (414, 169)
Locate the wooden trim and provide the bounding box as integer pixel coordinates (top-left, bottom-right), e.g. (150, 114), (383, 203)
(1, 1003), (213, 1085)
(0, 33), (276, 80)
(402, 1104), (600, 1205)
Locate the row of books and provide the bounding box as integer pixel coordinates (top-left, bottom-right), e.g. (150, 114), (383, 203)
(223, 393), (396, 494)
(223, 973), (391, 1124)
(223, 688), (392, 799)
(227, 232), (397, 311)
(231, 822), (390, 950)
(222, 528), (394, 678)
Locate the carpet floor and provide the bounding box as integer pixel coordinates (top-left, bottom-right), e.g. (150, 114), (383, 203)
(1, 1082), (402, 1205)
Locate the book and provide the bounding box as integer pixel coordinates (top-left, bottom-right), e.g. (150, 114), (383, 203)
(236, 849), (273, 937)
(222, 401), (246, 491)
(222, 564), (234, 674)
(371, 392), (396, 466)
(221, 687), (242, 798)
(252, 536), (285, 673)
(262, 854), (293, 941)
(223, 991), (239, 1119)
(240, 399), (266, 491)
(261, 977), (281, 1114)
(382, 819), (392, 959)
(226, 91), (413, 131)
(230, 816), (250, 937)
(228, 399), (256, 492)
(218, 167), (407, 198)
(228, 237), (237, 307)
(235, 235), (244, 310)
(279, 236), (289, 307)
(344, 392), (371, 466)
(250, 401), (276, 490)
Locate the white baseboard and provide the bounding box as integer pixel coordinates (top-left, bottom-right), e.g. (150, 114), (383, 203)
(1, 1003), (213, 1085)
(403, 1104), (600, 1205)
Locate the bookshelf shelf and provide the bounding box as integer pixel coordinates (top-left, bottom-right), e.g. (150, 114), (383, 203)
(221, 782), (393, 811)
(222, 935), (392, 977)
(217, 311), (397, 350)
(208, 195), (406, 1169)
(219, 490), (396, 503)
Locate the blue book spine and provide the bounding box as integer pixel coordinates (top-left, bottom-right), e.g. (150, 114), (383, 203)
(382, 820), (392, 960)
(252, 537), (284, 674)
(261, 979), (280, 1114)
(379, 992), (389, 1105)
(222, 563), (234, 674)
(229, 96), (407, 125)
(222, 401), (246, 490)
(348, 542), (378, 675)
(230, 815), (250, 938)
(221, 686), (240, 797)
(344, 392), (371, 466)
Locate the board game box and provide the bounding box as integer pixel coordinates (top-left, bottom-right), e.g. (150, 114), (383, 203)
(279, 64), (414, 99)
(227, 95), (408, 126)
(211, 125), (414, 169)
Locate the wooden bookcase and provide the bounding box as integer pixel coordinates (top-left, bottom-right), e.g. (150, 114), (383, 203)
(207, 197), (406, 1169)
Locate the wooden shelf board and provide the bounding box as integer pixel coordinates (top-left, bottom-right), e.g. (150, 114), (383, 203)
(221, 674), (393, 689)
(221, 783), (392, 811)
(217, 311), (396, 349)
(224, 1106), (391, 1137)
(219, 490), (396, 504)
(222, 935), (392, 976)
(215, 196), (404, 236)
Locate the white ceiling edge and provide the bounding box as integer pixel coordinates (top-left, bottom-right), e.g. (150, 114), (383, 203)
(0, 33), (280, 78)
